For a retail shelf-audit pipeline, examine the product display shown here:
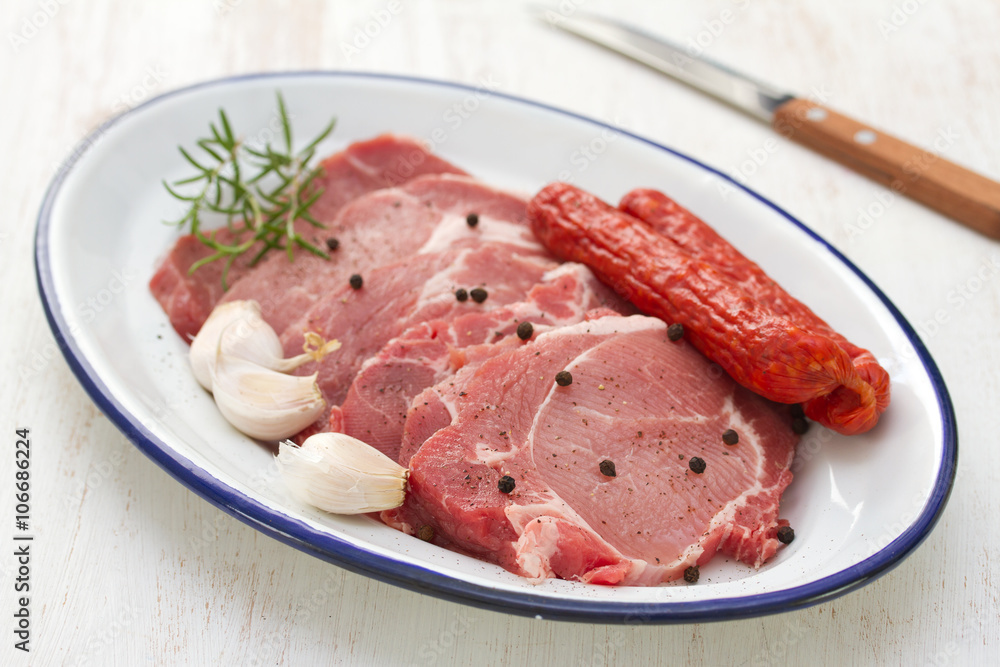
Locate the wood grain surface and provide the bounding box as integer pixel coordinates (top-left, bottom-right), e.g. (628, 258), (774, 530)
(2, 1), (998, 665)
(773, 98), (1000, 239)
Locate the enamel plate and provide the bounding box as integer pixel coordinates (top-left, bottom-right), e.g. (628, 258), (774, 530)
(35, 72), (956, 623)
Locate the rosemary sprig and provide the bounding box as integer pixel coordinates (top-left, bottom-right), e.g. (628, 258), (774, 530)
(163, 92), (336, 289)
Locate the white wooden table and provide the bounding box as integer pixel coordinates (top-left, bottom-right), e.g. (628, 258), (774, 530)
(2, 1), (998, 664)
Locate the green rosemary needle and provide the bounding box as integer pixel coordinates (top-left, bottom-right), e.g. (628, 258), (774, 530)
(162, 92), (336, 289)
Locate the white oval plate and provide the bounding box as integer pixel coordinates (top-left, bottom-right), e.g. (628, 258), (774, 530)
(35, 72), (956, 623)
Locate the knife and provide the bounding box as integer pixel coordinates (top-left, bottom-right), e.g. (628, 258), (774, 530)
(541, 11), (1000, 240)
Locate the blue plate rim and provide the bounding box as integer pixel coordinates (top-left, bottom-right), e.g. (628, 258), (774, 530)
(33, 70), (958, 624)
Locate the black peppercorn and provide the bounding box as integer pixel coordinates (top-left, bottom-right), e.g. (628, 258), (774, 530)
(417, 525), (434, 542)
(790, 403), (805, 419)
(470, 287), (488, 303)
(555, 370), (573, 387)
(599, 459), (616, 477)
(498, 475), (516, 494)
(683, 565), (700, 583)
(349, 273), (363, 290)
(325, 237), (340, 251)
(516, 321), (534, 341)
(466, 212), (479, 227)
(455, 288), (469, 302)
(722, 429), (739, 446)
(667, 323), (684, 341)
(791, 417), (810, 435)
(776, 526), (795, 545)
(688, 456), (706, 474)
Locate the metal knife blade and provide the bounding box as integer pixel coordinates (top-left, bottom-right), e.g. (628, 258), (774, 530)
(543, 12), (793, 122)
(537, 10), (1000, 240)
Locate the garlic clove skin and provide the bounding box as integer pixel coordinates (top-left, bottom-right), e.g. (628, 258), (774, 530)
(273, 332), (341, 373)
(276, 433), (409, 514)
(191, 299), (341, 392)
(210, 352), (327, 441)
(218, 311), (286, 370)
(190, 300), (271, 390)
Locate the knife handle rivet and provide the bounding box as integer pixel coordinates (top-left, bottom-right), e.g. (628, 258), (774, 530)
(805, 107), (828, 122)
(854, 129), (878, 145)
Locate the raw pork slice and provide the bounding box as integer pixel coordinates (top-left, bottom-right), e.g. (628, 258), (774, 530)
(335, 263), (629, 460)
(149, 134), (467, 340)
(381, 315), (798, 586)
(282, 243), (559, 438)
(220, 173), (538, 338)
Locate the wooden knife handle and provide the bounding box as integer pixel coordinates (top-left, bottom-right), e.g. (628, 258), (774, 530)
(773, 98), (1000, 239)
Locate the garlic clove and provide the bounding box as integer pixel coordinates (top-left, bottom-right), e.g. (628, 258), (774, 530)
(218, 311), (286, 369)
(210, 351), (327, 441)
(276, 433), (409, 514)
(273, 332), (342, 373)
(191, 300), (341, 391)
(190, 300), (270, 390)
